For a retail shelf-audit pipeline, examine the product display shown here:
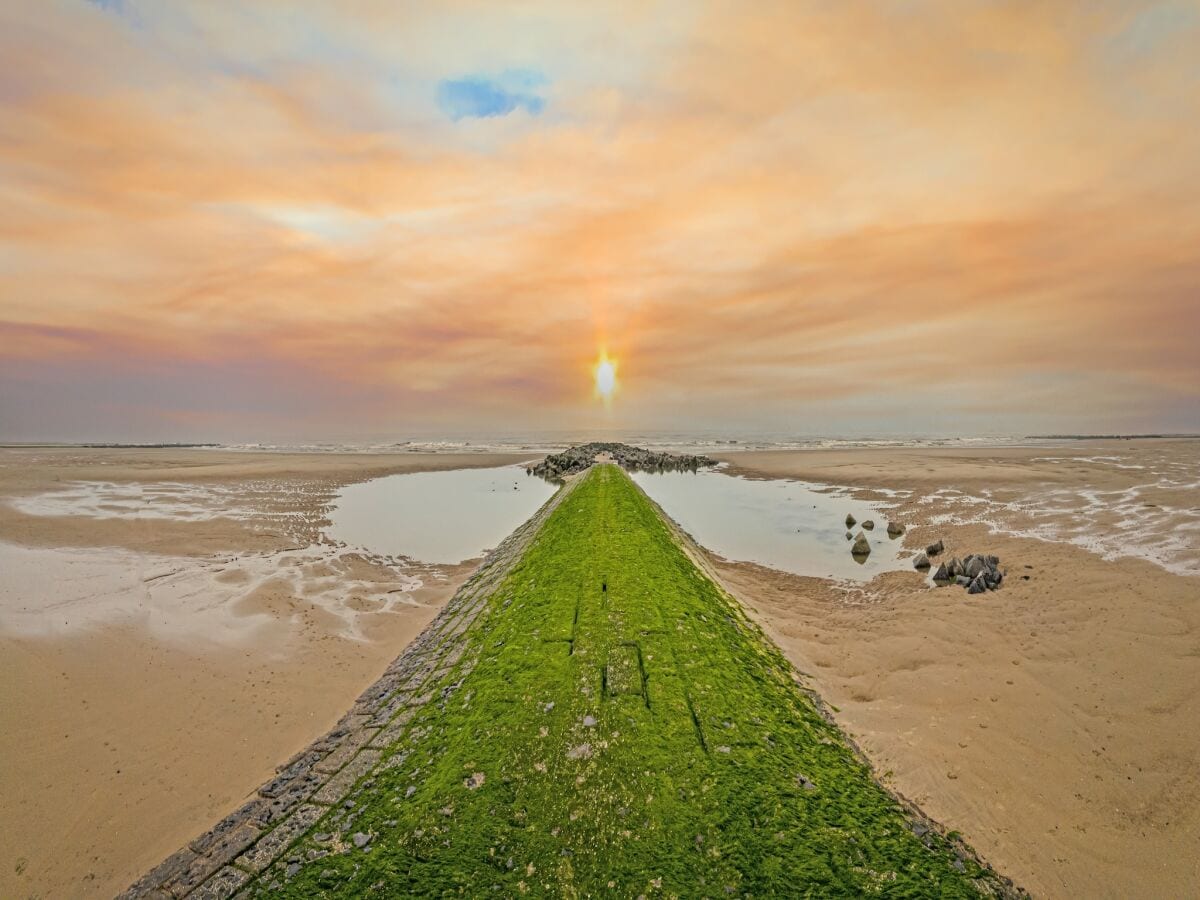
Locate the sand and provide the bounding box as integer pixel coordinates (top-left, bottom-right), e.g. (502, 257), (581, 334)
(3, 441), (1197, 898)
(0, 448), (531, 899)
(710, 440), (1200, 899)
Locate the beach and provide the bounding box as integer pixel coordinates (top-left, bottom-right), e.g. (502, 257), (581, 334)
(0, 448), (530, 898)
(712, 439), (1200, 898)
(2, 441), (1198, 897)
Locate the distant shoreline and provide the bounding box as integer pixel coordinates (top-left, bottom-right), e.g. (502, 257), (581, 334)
(3, 433), (1197, 453)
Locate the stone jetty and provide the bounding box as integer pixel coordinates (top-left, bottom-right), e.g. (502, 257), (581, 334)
(525, 441), (715, 481)
(124, 466), (1021, 898)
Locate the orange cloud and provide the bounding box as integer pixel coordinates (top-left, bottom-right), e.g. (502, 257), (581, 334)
(1, 1), (1198, 439)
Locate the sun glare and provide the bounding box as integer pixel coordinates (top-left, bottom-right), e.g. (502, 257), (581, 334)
(594, 354), (618, 403)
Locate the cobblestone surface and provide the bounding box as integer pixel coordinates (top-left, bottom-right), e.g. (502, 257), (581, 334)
(119, 481), (576, 899)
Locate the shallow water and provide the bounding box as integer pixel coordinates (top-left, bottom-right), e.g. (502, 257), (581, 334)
(631, 469), (908, 580)
(325, 465), (556, 564)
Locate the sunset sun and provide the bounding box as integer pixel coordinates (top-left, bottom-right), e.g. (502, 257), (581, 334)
(593, 353), (618, 403)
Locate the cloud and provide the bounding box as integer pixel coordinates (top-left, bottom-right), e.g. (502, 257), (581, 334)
(436, 71), (548, 121)
(0, 2), (1198, 440)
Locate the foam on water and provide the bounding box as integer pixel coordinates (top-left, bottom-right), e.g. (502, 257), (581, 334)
(0, 541), (425, 644)
(11, 481), (263, 521)
(918, 446), (1200, 576)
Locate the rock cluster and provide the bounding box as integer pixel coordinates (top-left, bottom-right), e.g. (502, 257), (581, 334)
(932, 554), (1004, 594)
(526, 442), (717, 481)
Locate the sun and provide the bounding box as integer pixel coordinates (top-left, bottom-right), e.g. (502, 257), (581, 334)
(593, 353), (618, 403)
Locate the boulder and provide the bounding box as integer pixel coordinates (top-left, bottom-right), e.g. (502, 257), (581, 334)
(862, 520), (875, 530)
(946, 558), (962, 578)
(965, 557), (986, 579)
(845, 531), (853, 540)
(913, 552), (930, 569)
(955, 575), (971, 586)
(886, 522), (905, 537)
(845, 513), (857, 528)
(926, 539), (945, 556)
(967, 574), (988, 595)
(851, 533), (871, 556)
(932, 563), (949, 581)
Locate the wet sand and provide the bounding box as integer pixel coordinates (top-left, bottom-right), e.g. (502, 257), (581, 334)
(0, 448), (530, 899)
(711, 440), (1200, 899)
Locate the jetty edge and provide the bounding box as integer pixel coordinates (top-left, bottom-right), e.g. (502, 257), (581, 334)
(123, 464), (1023, 898)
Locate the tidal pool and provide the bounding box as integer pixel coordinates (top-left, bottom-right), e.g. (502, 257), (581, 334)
(326, 465), (556, 564)
(631, 468), (908, 580)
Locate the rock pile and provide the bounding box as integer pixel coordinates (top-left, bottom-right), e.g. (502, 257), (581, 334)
(932, 554), (1004, 594)
(526, 442), (717, 481)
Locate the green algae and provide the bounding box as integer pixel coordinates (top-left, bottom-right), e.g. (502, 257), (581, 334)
(258, 465), (1010, 897)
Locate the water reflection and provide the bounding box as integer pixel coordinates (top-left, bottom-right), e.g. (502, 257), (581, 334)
(326, 465), (556, 564)
(631, 468), (907, 581)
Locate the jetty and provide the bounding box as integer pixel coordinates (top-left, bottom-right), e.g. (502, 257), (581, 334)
(124, 463), (1020, 897)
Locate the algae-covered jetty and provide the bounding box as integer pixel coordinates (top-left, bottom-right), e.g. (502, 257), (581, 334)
(125, 462), (1021, 898)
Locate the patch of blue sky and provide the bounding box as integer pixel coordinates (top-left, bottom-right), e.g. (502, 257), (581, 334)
(436, 70), (549, 121)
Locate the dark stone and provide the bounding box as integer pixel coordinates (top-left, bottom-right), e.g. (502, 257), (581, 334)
(932, 563), (949, 581)
(845, 513), (857, 528)
(967, 574), (988, 595)
(851, 533), (871, 556)
(926, 539), (945, 557)
(947, 558), (962, 578)
(965, 557), (986, 579)
(527, 443), (716, 480)
(886, 522), (905, 537)
(913, 552), (930, 569)
(862, 520), (875, 531)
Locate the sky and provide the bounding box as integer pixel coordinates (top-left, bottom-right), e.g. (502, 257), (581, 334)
(1, 0), (1199, 442)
